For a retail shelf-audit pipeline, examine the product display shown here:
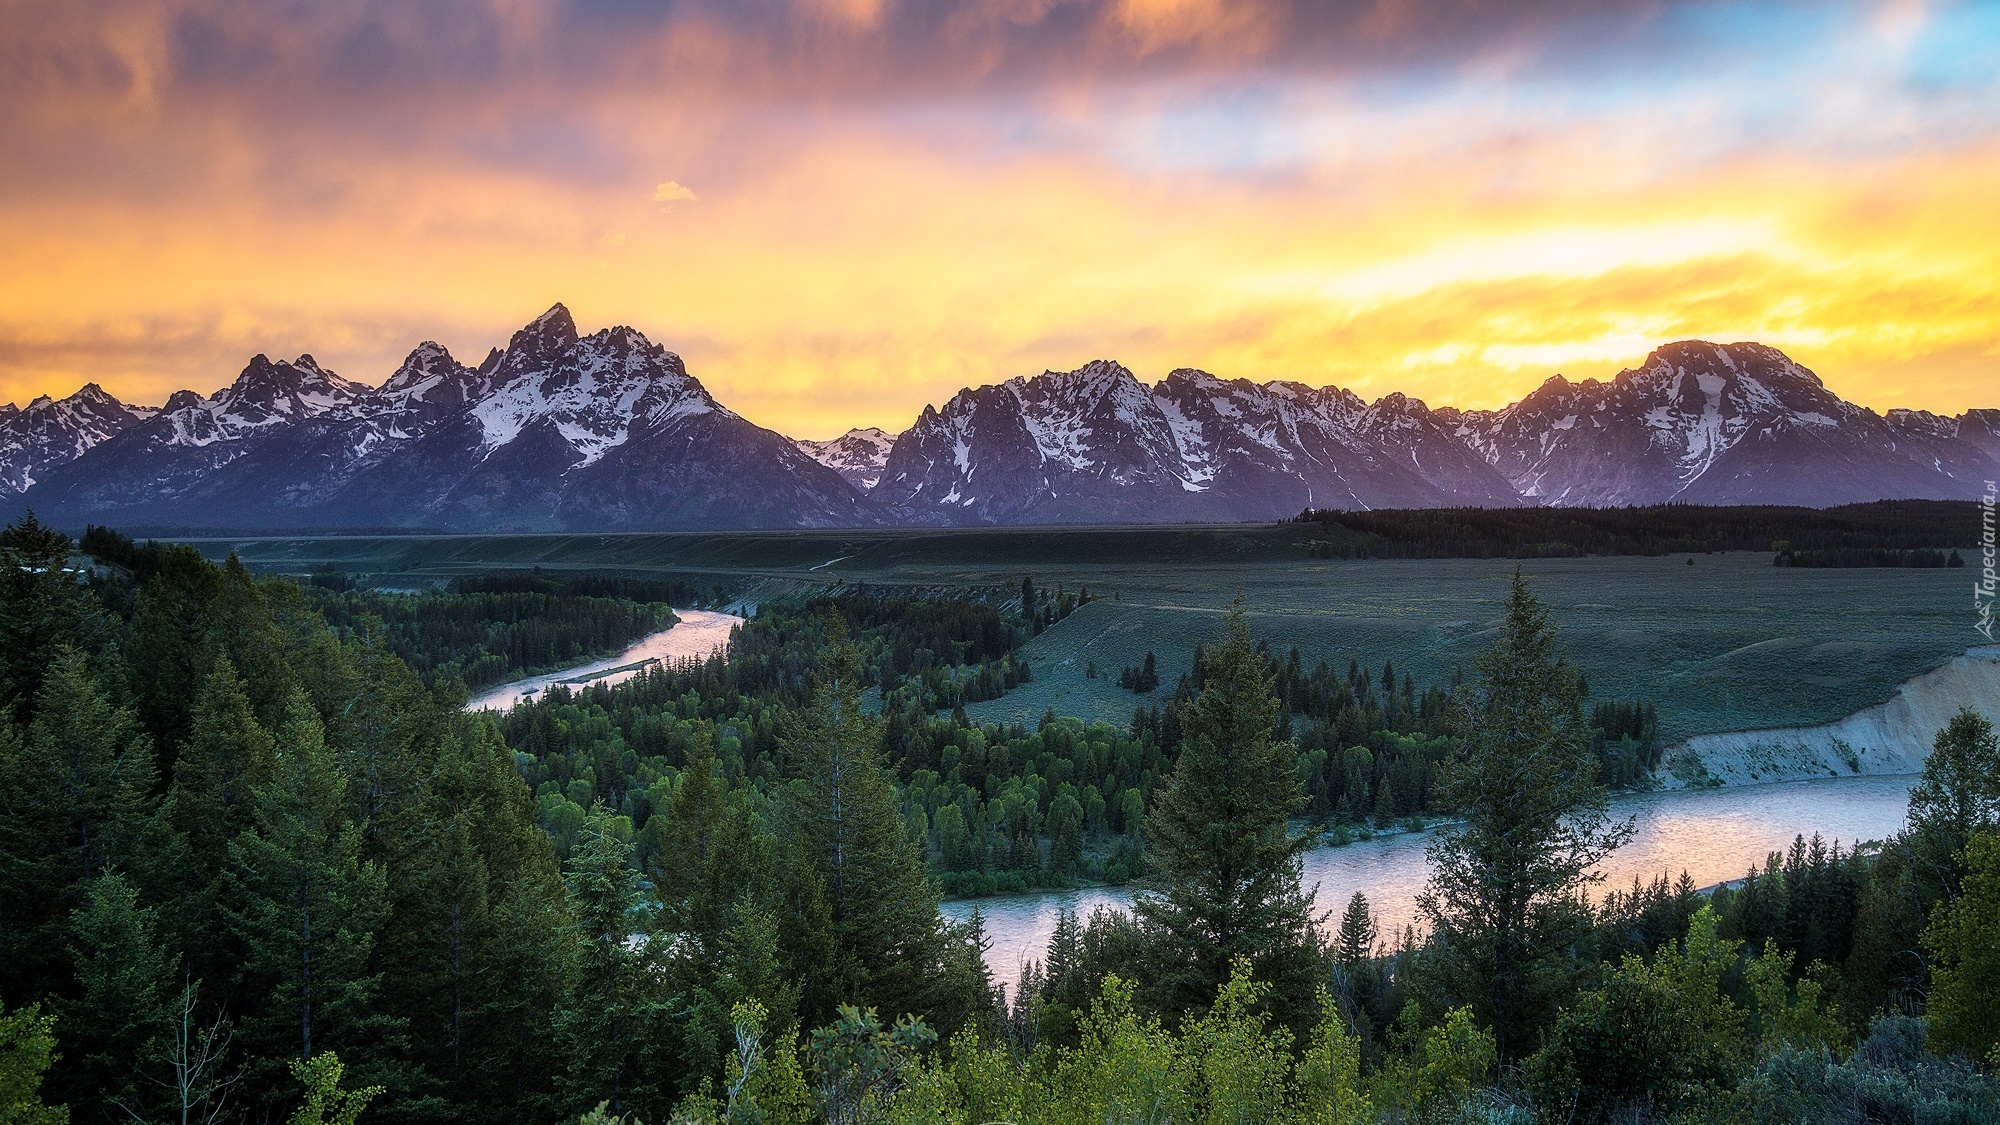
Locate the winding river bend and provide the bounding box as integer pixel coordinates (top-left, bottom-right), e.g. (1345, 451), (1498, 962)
(469, 625), (1924, 990)
(943, 773), (1918, 988)
(464, 609), (744, 711)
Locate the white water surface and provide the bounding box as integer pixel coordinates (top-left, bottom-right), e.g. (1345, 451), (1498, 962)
(464, 609), (744, 711)
(944, 773), (1917, 988)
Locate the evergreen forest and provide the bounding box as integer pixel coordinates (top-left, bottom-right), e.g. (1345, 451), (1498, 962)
(3, 515), (1997, 1125)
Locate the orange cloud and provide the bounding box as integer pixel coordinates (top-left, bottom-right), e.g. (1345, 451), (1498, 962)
(0, 1), (1994, 440)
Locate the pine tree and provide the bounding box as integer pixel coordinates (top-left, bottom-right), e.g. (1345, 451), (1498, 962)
(649, 733), (767, 962)
(224, 692), (390, 1103)
(59, 873), (177, 1125)
(0, 649), (157, 1002)
(384, 717), (568, 1121)
(1335, 893), (1376, 966)
(0, 514), (89, 725)
(776, 638), (970, 1031)
(1137, 596), (1319, 1029)
(644, 732), (793, 1098)
(557, 802), (665, 1118)
(166, 657), (275, 979)
(1419, 571), (1631, 1060)
(170, 657), (275, 873)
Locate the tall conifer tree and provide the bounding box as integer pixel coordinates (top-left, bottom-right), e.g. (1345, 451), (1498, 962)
(557, 802), (665, 1118)
(776, 636), (975, 1031)
(1137, 596), (1319, 1028)
(0, 649), (157, 1001)
(1419, 570), (1630, 1060)
(60, 873), (177, 1125)
(224, 692), (390, 1100)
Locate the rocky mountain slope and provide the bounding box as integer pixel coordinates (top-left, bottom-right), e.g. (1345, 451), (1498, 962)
(0, 384), (157, 496)
(795, 428), (896, 491)
(868, 361), (1519, 524)
(14, 306), (876, 531)
(1448, 342), (1996, 506)
(10, 320), (1994, 531)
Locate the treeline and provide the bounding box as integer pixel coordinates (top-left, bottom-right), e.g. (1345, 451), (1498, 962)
(1295, 499), (1979, 559)
(84, 532), (691, 694)
(1774, 545), (1967, 568)
(303, 586), (675, 691)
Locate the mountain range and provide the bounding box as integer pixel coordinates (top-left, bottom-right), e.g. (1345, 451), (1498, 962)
(6, 304), (1996, 531)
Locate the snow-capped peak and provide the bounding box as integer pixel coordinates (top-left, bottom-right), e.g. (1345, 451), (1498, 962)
(0, 382), (156, 494)
(469, 317), (719, 468)
(796, 427), (896, 491)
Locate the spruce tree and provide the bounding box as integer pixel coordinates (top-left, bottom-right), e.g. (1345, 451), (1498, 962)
(224, 692), (390, 1102)
(0, 649), (157, 1002)
(1419, 570), (1631, 1060)
(776, 638), (971, 1031)
(385, 717), (568, 1121)
(1136, 596), (1319, 1028)
(649, 732), (767, 962)
(645, 732), (792, 1094)
(166, 656), (275, 976)
(170, 657), (275, 872)
(557, 802), (665, 1118)
(1335, 893), (1376, 967)
(60, 874), (177, 1125)
(0, 514), (89, 725)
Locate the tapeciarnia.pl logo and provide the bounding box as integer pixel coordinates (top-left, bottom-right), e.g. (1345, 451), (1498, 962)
(1978, 480), (1996, 641)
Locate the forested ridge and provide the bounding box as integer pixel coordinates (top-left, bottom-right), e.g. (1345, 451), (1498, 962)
(1296, 499), (1980, 559)
(4, 516), (1997, 1125)
(84, 529), (687, 694)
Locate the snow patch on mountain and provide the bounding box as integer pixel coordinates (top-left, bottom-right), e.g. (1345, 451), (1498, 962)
(0, 384), (157, 494)
(795, 427), (896, 491)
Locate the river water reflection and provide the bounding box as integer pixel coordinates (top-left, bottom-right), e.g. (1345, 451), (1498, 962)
(464, 609), (744, 711)
(942, 773), (1917, 989)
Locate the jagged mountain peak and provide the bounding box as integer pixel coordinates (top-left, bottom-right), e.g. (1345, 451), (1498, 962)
(467, 314), (721, 469)
(220, 354), (366, 415)
(0, 379), (156, 495)
(1017, 358), (1137, 394)
(9, 328), (1995, 529)
(382, 341), (465, 389)
(489, 304), (583, 381)
(795, 426), (897, 492)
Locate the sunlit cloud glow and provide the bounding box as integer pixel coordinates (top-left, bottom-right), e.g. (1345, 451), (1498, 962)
(0, 0), (1994, 437)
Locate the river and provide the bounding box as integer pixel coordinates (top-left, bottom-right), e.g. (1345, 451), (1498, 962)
(467, 625), (1922, 990)
(463, 609), (745, 711)
(942, 773), (1918, 990)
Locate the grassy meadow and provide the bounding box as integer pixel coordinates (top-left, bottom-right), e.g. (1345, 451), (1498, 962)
(190, 526), (1976, 743)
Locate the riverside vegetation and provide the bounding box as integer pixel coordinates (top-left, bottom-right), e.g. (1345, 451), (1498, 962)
(2, 515), (1996, 1124)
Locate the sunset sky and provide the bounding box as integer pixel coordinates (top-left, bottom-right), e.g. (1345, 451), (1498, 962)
(2, 0), (1996, 438)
